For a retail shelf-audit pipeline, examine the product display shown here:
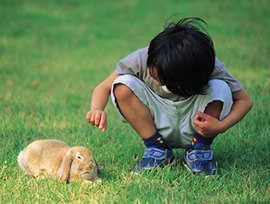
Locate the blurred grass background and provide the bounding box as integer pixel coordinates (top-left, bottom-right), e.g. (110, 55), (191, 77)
(0, 0), (270, 203)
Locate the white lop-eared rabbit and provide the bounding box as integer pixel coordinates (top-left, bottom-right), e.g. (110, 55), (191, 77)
(18, 139), (100, 185)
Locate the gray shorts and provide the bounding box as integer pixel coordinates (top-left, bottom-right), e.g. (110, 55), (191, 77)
(111, 75), (232, 149)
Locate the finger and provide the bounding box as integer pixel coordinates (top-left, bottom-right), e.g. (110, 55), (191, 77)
(193, 116), (204, 127)
(94, 112), (101, 126)
(196, 111), (210, 121)
(101, 121), (107, 132)
(87, 112), (95, 124)
(90, 112), (96, 125)
(86, 112), (91, 123)
(195, 126), (203, 135)
(99, 112), (106, 129)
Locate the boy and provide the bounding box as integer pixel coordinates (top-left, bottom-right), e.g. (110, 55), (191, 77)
(86, 18), (252, 176)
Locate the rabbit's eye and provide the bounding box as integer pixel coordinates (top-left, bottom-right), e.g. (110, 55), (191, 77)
(75, 153), (83, 160)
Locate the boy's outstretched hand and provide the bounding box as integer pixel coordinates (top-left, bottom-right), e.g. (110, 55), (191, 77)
(193, 111), (224, 138)
(86, 110), (107, 132)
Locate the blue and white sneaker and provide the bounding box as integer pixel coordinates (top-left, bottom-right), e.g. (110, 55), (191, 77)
(132, 147), (175, 174)
(184, 146), (216, 176)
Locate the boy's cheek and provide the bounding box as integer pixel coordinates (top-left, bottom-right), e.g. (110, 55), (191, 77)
(153, 80), (163, 86)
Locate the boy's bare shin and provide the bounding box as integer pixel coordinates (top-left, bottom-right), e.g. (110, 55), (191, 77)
(113, 84), (156, 139)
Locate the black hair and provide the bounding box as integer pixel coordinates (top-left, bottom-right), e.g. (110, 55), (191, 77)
(147, 17), (216, 97)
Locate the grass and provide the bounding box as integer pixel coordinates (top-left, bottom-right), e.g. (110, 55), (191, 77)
(1, 0), (270, 203)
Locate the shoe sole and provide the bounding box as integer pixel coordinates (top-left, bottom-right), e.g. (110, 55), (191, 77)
(183, 161), (216, 177)
(183, 161), (200, 174)
(131, 156), (176, 175)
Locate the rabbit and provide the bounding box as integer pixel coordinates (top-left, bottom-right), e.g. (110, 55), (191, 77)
(17, 139), (100, 185)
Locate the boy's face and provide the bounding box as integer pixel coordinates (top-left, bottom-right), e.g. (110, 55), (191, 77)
(147, 67), (172, 93)
(147, 67), (163, 86)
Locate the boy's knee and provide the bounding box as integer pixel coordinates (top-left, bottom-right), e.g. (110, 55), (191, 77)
(208, 79), (233, 120)
(113, 75), (142, 101)
(113, 83), (133, 101)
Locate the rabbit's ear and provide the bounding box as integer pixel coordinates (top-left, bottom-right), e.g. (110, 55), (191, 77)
(58, 149), (73, 182)
(94, 159), (101, 175)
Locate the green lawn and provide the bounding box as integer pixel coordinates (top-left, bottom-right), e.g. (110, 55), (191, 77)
(1, 0), (270, 203)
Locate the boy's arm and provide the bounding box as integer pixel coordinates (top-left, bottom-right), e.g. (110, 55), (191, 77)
(86, 72), (121, 132)
(193, 88), (253, 137)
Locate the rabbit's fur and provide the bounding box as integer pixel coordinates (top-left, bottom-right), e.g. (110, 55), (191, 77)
(18, 139), (100, 184)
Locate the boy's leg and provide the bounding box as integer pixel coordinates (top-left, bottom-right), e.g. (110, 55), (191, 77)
(184, 79), (233, 176)
(192, 100), (223, 149)
(113, 84), (156, 139)
(112, 76), (174, 173)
